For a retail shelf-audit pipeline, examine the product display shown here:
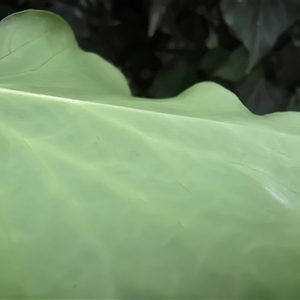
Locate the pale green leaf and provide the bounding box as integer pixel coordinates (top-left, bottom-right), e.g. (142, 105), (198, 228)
(1, 10), (300, 299)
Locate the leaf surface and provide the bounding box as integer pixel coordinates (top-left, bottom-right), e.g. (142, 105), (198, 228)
(1, 10), (300, 299)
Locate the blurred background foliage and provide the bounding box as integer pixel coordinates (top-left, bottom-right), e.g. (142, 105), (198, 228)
(1, 0), (300, 114)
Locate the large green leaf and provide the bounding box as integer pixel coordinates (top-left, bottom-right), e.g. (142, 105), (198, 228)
(1, 10), (300, 299)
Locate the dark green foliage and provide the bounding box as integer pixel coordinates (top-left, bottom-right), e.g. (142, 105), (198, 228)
(2, 0), (300, 114)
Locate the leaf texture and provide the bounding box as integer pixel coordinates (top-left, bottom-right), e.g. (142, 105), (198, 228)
(0, 10), (300, 299)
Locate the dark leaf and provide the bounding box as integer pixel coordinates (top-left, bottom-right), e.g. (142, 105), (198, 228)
(235, 67), (291, 115)
(148, 0), (172, 37)
(21, 0), (50, 8)
(206, 27), (219, 49)
(78, 0), (99, 9)
(177, 9), (208, 52)
(122, 49), (162, 93)
(48, 2), (90, 38)
(103, 0), (112, 10)
(199, 47), (230, 75)
(214, 46), (248, 82)
(0, 5), (17, 20)
(288, 20), (300, 47)
(221, 0), (300, 72)
(206, 5), (240, 52)
(288, 89), (300, 111)
(154, 6), (183, 46)
(274, 43), (300, 89)
(148, 58), (198, 98)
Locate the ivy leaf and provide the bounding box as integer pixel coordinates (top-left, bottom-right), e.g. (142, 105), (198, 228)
(235, 67), (291, 115)
(148, 58), (198, 97)
(214, 46), (248, 82)
(288, 88), (300, 111)
(199, 47), (230, 74)
(148, 0), (172, 37)
(221, 0), (300, 73)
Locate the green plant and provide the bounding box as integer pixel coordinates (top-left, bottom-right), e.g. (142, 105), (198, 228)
(2, 1), (300, 113)
(1, 10), (300, 299)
